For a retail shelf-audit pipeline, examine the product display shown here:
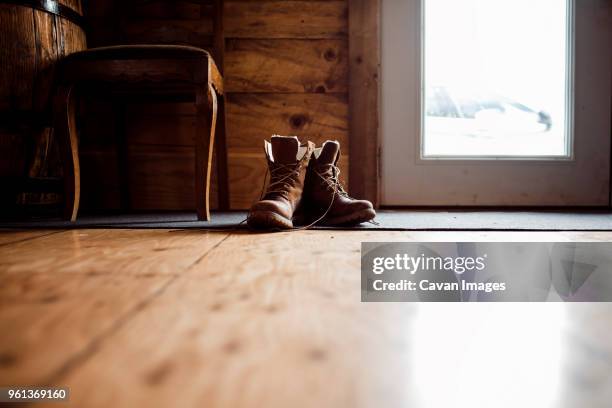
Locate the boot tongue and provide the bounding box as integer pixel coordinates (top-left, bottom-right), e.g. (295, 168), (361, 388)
(316, 140), (340, 165)
(271, 135), (299, 164)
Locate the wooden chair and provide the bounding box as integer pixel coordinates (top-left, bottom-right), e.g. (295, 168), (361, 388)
(52, 5), (229, 222)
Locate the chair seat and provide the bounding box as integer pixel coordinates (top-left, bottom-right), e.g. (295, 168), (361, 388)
(64, 44), (212, 61)
(58, 44), (223, 96)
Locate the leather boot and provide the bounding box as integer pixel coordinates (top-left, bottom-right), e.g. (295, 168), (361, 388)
(305, 140), (376, 225)
(247, 135), (314, 229)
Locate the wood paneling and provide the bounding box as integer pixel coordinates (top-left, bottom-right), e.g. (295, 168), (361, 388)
(81, 146), (349, 211)
(127, 145), (199, 210)
(80, 150), (121, 210)
(225, 39), (348, 93)
(124, 145), (219, 210)
(117, 94), (350, 210)
(224, 1), (347, 39)
(127, 1), (210, 20)
(126, 103), (196, 146)
(226, 93), (348, 150)
(79, 0), (351, 210)
(122, 19), (213, 48)
(122, 89), (349, 151)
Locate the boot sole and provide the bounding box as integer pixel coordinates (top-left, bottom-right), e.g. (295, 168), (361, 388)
(319, 208), (377, 226)
(247, 211), (293, 230)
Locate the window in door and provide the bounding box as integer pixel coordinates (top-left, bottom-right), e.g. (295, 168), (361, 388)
(422, 0), (571, 158)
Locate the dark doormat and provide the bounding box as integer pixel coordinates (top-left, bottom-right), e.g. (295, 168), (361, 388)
(1, 210), (612, 231)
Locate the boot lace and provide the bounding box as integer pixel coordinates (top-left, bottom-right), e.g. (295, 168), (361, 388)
(243, 161), (303, 230)
(315, 165), (350, 198)
(288, 164), (347, 230)
(311, 164), (379, 227)
(259, 161), (302, 200)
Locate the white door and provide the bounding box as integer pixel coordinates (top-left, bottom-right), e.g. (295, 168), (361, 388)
(381, 0), (611, 206)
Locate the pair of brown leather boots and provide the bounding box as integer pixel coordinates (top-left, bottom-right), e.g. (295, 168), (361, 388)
(247, 135), (376, 229)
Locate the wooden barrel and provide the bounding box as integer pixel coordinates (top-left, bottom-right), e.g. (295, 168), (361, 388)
(0, 0), (86, 210)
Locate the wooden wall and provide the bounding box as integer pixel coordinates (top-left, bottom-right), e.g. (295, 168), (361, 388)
(80, 0), (349, 211)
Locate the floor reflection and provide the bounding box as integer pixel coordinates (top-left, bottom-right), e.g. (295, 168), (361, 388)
(408, 303), (612, 407)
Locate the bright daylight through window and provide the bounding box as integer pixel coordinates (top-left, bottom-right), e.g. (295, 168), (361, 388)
(422, 0), (571, 157)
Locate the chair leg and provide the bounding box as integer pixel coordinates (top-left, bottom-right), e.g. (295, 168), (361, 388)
(53, 85), (80, 222)
(195, 83), (218, 221)
(215, 93), (230, 211)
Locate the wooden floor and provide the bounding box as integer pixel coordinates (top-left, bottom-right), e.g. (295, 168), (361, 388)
(1, 228), (611, 408)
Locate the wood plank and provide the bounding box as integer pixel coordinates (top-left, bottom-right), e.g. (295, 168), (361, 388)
(212, 0), (224, 67)
(121, 146), (347, 211)
(126, 2), (210, 20)
(0, 272), (172, 385)
(122, 19), (213, 48)
(348, 0), (380, 207)
(127, 145), (229, 210)
(126, 144), (219, 210)
(224, 1), (347, 39)
(124, 94), (348, 150)
(79, 144), (223, 211)
(127, 145), (197, 210)
(80, 98), (119, 149)
(227, 153), (266, 209)
(0, 5), (36, 111)
(226, 93), (348, 149)
(126, 102), (196, 117)
(126, 148), (245, 211)
(79, 98), (122, 211)
(0, 229), (228, 385)
(126, 104), (197, 146)
(108, 145), (349, 211)
(80, 149), (122, 210)
(87, 16), (121, 47)
(0, 229), (227, 276)
(0, 230), (61, 246)
(225, 39), (348, 93)
(86, 1), (114, 17)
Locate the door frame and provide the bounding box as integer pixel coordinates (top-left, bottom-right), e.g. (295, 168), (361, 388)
(348, 0), (382, 207)
(380, 0), (612, 207)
